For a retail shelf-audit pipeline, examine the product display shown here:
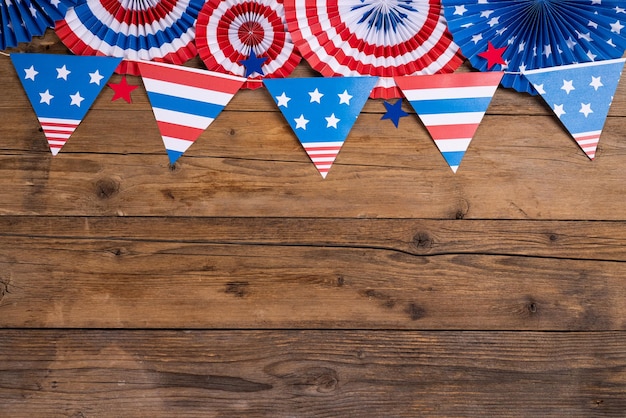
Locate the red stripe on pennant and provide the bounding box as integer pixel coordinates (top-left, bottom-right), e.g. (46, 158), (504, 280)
(138, 62), (244, 93)
(425, 124), (480, 140)
(157, 121), (205, 142)
(396, 72), (504, 90)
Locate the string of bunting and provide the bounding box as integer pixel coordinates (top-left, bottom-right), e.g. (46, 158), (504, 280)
(3, 0), (626, 178)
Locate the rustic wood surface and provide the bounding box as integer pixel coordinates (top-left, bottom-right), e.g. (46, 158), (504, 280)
(1, 31), (626, 416)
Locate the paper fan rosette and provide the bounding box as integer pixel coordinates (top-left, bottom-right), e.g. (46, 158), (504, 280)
(283, 0), (464, 99)
(442, 0), (626, 95)
(55, 0), (204, 75)
(195, 0), (300, 90)
(1, 0), (76, 50)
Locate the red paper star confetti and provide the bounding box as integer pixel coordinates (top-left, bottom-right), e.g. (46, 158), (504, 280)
(478, 41), (507, 70)
(108, 76), (139, 103)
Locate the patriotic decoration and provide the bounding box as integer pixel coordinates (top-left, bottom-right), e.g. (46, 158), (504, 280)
(137, 60), (246, 164)
(0, 0), (76, 50)
(10, 53), (121, 155)
(55, 0), (204, 75)
(396, 71), (503, 172)
(264, 76), (377, 178)
(523, 59), (626, 160)
(442, 0), (626, 95)
(195, 0), (300, 90)
(283, 0), (463, 99)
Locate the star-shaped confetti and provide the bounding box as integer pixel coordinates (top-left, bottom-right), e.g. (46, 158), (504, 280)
(108, 76), (139, 104)
(238, 49), (268, 78)
(381, 99), (408, 128)
(477, 41), (507, 70)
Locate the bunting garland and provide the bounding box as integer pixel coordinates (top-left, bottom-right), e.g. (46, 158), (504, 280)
(396, 72), (503, 172)
(264, 76), (377, 178)
(10, 53), (121, 155)
(523, 59), (626, 160)
(137, 60), (246, 164)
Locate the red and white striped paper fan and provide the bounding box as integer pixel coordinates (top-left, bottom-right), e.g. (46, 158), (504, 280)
(195, 0), (300, 90)
(55, 0), (204, 75)
(284, 0), (463, 99)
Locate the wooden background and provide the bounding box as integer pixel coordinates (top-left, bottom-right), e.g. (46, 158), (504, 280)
(2, 32), (626, 416)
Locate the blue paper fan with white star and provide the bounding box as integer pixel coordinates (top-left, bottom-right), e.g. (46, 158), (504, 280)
(264, 76), (378, 178)
(442, 0), (626, 94)
(11, 53), (121, 155)
(1, 0), (76, 50)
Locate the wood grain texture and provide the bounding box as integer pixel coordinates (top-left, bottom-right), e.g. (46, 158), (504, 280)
(3, 31), (626, 416)
(1, 217), (625, 330)
(2, 330), (625, 417)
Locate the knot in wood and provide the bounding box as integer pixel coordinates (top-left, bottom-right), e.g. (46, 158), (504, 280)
(301, 367), (339, 394)
(413, 232), (433, 249)
(95, 178), (119, 199)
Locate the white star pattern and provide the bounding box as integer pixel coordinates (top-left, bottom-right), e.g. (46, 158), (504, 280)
(518, 41), (526, 52)
(275, 92), (291, 107)
(294, 114), (309, 130)
(325, 113), (340, 129)
(587, 50), (597, 61)
(453, 5), (467, 16)
(24, 65), (38, 81)
(616, 6), (626, 14)
(471, 34), (483, 44)
(553, 104), (566, 118)
(561, 79), (575, 94)
(51, 0), (60, 6)
(533, 84), (546, 94)
(590, 76), (604, 90)
(576, 31), (592, 42)
(308, 88), (324, 103)
(591, 0), (601, 4)
(487, 17), (499, 27)
(579, 103), (593, 117)
(56, 65), (71, 80)
(480, 10), (494, 18)
(566, 37), (577, 50)
(495, 27), (507, 36)
(70, 91), (84, 107)
(39, 89), (54, 105)
(607, 38), (617, 47)
(610, 20), (624, 34)
(89, 70), (104, 85)
(588, 20), (598, 29)
(338, 90), (352, 105)
(29, 4), (37, 17)
(543, 45), (552, 58)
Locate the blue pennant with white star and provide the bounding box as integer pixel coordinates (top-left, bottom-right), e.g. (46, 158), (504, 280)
(11, 53), (121, 155)
(264, 77), (378, 178)
(523, 58), (625, 160)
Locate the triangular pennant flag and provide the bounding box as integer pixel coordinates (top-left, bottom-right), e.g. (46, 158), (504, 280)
(264, 77), (377, 178)
(137, 61), (247, 164)
(395, 72), (503, 173)
(523, 59), (626, 160)
(11, 53), (121, 155)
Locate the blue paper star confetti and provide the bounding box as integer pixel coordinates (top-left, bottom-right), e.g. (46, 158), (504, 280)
(523, 58), (626, 159)
(264, 76), (378, 178)
(381, 100), (409, 128)
(238, 49), (267, 78)
(11, 53), (121, 155)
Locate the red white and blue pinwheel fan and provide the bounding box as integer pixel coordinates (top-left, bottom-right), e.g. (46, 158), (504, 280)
(1, 0), (76, 50)
(55, 0), (204, 75)
(442, 0), (626, 95)
(195, 0), (300, 90)
(284, 0), (463, 99)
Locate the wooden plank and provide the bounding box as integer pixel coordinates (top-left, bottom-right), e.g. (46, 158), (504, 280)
(0, 109), (626, 218)
(1, 217), (625, 329)
(1, 330), (625, 416)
